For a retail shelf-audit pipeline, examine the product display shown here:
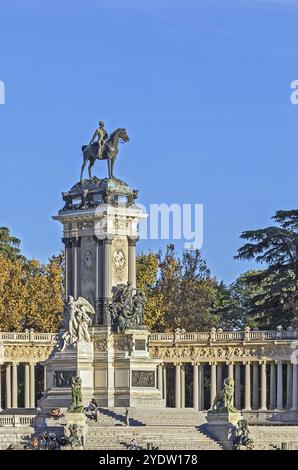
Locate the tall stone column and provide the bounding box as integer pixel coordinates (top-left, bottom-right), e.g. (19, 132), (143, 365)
(43, 366), (47, 391)
(72, 237), (81, 299)
(180, 365), (185, 408)
(252, 363), (259, 410)
(291, 363), (298, 411)
(158, 364), (163, 394)
(286, 362), (293, 409)
(5, 364), (11, 409)
(128, 237), (138, 289)
(200, 364), (205, 410)
(163, 365), (167, 403)
(276, 361), (283, 410)
(228, 363), (234, 380)
(175, 363), (181, 408)
(210, 363), (217, 407)
(193, 363), (199, 410)
(260, 362), (267, 411)
(244, 362), (251, 411)
(24, 364), (30, 408)
(269, 362), (276, 410)
(62, 238), (72, 299)
(12, 363), (18, 408)
(235, 363), (241, 410)
(94, 237), (104, 324)
(30, 363), (35, 408)
(103, 238), (113, 325)
(216, 364), (222, 394)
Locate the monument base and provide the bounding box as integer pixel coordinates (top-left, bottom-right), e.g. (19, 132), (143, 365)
(206, 411), (243, 450)
(39, 327), (165, 409)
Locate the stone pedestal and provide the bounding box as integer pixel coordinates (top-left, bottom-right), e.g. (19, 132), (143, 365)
(93, 327), (164, 408)
(39, 341), (94, 410)
(206, 411), (243, 450)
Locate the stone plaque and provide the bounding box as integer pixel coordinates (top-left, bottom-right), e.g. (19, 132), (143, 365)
(135, 339), (146, 351)
(131, 370), (155, 387)
(53, 370), (76, 388)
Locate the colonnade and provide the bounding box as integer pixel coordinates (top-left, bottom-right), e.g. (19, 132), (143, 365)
(157, 361), (298, 411)
(0, 363), (37, 409)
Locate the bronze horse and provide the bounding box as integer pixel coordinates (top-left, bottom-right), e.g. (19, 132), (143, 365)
(80, 128), (129, 180)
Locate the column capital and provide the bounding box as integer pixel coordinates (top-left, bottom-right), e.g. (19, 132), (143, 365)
(62, 237), (72, 248)
(103, 236), (114, 245)
(209, 362), (217, 366)
(72, 237), (81, 248)
(127, 236), (139, 247)
(93, 235), (104, 245)
(275, 360), (283, 365)
(226, 361), (234, 365)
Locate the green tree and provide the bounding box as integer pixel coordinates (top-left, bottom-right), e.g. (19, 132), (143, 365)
(155, 245), (220, 331)
(0, 226), (24, 260)
(234, 210), (298, 328)
(217, 271), (273, 330)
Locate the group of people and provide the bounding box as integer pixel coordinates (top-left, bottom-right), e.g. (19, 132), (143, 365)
(35, 431), (66, 450)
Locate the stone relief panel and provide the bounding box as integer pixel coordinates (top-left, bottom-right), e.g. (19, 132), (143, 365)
(80, 236), (96, 306)
(53, 370), (76, 388)
(112, 238), (128, 285)
(131, 370), (155, 387)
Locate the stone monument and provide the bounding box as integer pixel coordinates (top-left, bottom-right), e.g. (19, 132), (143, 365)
(39, 122), (164, 410)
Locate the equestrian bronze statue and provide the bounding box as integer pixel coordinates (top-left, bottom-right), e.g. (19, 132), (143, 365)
(80, 122), (129, 180)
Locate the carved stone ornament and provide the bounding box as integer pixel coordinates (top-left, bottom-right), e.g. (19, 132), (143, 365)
(113, 249), (125, 271)
(83, 249), (94, 272)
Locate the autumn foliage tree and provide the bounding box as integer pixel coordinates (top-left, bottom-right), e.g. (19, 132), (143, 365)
(136, 245), (220, 332)
(0, 228), (64, 332)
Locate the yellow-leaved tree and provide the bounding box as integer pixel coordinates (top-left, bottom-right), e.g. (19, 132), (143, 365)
(0, 253), (64, 332)
(136, 252), (163, 330)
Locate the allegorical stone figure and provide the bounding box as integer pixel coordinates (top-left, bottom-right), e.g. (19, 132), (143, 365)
(80, 121), (129, 180)
(60, 296), (95, 349)
(109, 282), (146, 332)
(233, 419), (254, 450)
(212, 377), (237, 413)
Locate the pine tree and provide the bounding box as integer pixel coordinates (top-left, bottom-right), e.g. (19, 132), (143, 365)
(234, 210), (298, 327)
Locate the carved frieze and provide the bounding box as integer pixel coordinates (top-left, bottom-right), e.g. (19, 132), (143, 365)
(4, 344), (53, 362)
(149, 344), (293, 362)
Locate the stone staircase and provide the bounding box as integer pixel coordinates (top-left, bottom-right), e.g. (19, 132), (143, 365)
(249, 425), (298, 450)
(85, 408), (222, 450)
(94, 407), (207, 427)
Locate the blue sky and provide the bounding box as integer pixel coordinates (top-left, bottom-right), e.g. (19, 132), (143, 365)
(0, 0), (297, 283)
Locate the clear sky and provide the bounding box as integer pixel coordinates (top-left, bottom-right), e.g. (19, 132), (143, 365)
(0, 0), (297, 284)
